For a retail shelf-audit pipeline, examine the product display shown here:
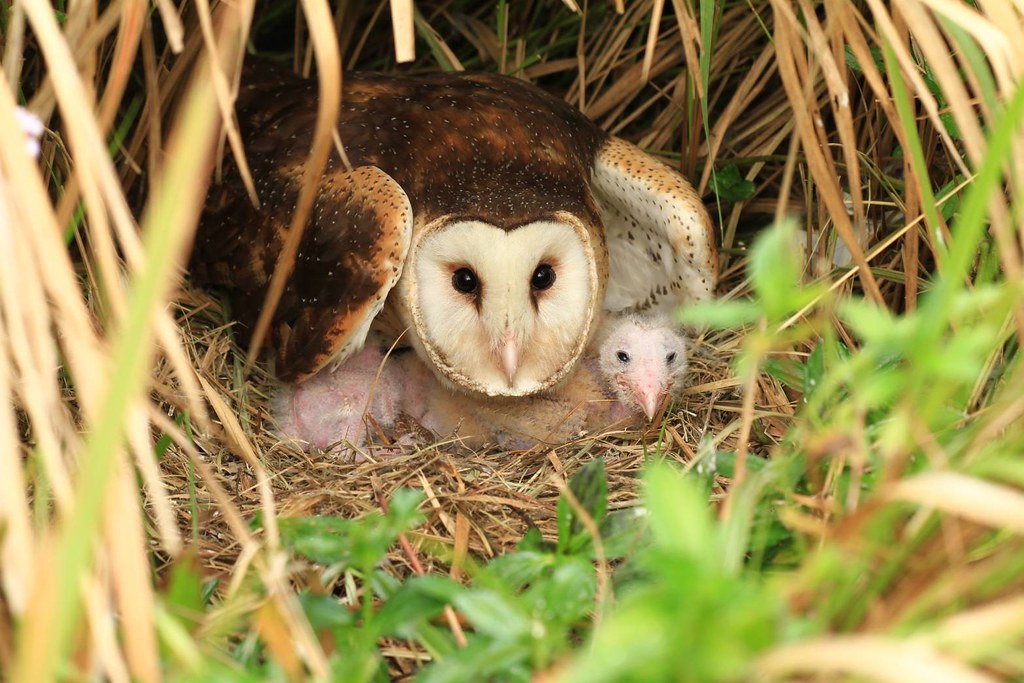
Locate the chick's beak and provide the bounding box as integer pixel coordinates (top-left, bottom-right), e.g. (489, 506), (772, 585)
(639, 388), (661, 421)
(636, 376), (664, 422)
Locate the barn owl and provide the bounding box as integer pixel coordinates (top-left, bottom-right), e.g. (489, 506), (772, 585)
(192, 65), (716, 398)
(272, 315), (688, 454)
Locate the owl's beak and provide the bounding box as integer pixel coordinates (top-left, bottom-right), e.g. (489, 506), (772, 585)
(639, 385), (661, 421)
(634, 372), (664, 421)
(500, 333), (520, 385)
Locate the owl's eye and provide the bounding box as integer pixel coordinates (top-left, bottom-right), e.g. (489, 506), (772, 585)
(452, 267), (479, 295)
(666, 351), (677, 364)
(616, 351), (630, 364)
(531, 264), (556, 291)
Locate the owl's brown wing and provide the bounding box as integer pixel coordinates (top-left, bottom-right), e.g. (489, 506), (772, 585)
(591, 136), (718, 314)
(192, 162), (413, 381)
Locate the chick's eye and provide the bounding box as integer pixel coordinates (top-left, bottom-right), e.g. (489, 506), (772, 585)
(531, 264), (556, 291)
(666, 352), (677, 364)
(616, 351), (630, 364)
(452, 267), (479, 294)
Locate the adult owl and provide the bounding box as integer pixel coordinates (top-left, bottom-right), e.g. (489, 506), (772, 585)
(191, 65), (716, 397)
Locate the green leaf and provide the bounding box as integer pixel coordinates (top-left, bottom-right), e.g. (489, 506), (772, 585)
(278, 516), (360, 566)
(748, 219), (805, 322)
(326, 647), (387, 683)
(557, 458), (608, 555)
(167, 660), (268, 683)
(525, 556), (596, 626)
(598, 507), (649, 559)
(677, 299), (761, 328)
(277, 489), (425, 570)
(844, 44), (884, 73)
(391, 574), (466, 604)
(712, 451), (769, 479)
(298, 592), (355, 632)
(161, 549), (206, 632)
(374, 576), (459, 639)
(762, 358), (804, 391)
(643, 462), (714, 566)
(417, 639), (532, 683)
(709, 163), (756, 201)
(487, 550), (557, 588)
(516, 526), (550, 552)
(385, 488), (427, 531)
(452, 588), (531, 640)
(839, 297), (899, 344)
(802, 340), (828, 398)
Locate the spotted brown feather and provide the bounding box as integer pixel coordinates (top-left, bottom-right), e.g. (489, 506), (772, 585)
(592, 136), (719, 314)
(194, 158), (411, 380)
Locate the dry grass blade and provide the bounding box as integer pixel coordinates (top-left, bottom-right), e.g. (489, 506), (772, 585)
(668, 0), (705, 100)
(0, 290), (34, 620)
(641, 0), (665, 82)
(82, 573), (132, 683)
(390, 0), (416, 62)
(95, 0), (146, 132)
(865, 0), (969, 178)
(105, 464), (160, 683)
(887, 473), (1024, 534)
(155, 0), (185, 53)
(0, 75), (90, 631)
(196, 374), (329, 677)
(195, 0), (260, 207)
(21, 1), (129, 325)
(3, 0), (243, 678)
(795, 0), (864, 228)
(931, 596), (1024, 649)
(770, 0), (884, 304)
(2, 3), (27, 87)
(245, 0), (342, 373)
(129, 405), (182, 556)
(698, 43), (775, 192)
(755, 635), (999, 683)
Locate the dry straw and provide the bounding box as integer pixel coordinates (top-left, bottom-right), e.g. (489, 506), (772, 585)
(1, 0), (1023, 680)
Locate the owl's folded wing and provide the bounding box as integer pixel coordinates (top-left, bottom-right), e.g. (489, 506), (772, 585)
(590, 136), (718, 315)
(192, 161), (413, 382)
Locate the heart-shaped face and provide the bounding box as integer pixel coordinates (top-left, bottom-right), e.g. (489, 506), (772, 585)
(400, 213), (603, 397)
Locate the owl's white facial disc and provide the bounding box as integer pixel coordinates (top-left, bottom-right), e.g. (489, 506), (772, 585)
(411, 216), (598, 396)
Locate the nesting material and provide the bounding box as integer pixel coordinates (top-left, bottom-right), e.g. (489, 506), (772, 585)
(159, 286), (793, 579)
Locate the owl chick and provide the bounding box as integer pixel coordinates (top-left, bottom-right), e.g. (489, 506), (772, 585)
(270, 336), (488, 454)
(270, 343), (403, 452)
(595, 315), (689, 423)
(271, 315), (688, 454)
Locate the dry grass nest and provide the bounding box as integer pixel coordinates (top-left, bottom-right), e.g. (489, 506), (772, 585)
(160, 271), (793, 582)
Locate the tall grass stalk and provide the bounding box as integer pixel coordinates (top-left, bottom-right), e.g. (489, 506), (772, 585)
(12, 48), (223, 683)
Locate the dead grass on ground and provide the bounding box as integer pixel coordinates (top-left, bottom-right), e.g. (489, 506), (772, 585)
(164, 276), (791, 582)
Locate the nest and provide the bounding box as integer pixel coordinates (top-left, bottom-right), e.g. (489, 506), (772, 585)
(158, 282), (792, 581)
